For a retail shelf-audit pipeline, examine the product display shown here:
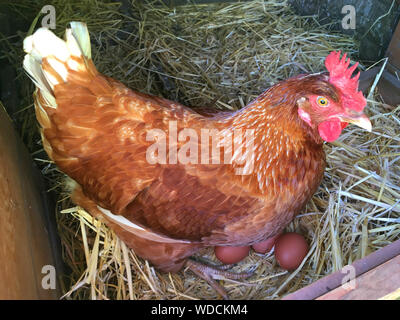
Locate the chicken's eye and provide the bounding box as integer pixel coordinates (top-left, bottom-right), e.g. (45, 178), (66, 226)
(316, 96), (329, 107)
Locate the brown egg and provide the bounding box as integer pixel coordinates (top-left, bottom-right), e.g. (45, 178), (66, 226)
(252, 233), (281, 254)
(214, 245), (250, 264)
(274, 232), (309, 270)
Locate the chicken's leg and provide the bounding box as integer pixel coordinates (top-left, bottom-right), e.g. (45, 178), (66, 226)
(186, 259), (253, 299)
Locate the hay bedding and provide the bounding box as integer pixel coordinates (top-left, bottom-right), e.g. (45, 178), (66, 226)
(4, 0), (399, 299)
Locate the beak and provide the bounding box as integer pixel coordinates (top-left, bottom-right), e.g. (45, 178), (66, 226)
(337, 112), (372, 132)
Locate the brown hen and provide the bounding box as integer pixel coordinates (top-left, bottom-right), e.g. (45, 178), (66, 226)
(23, 22), (371, 298)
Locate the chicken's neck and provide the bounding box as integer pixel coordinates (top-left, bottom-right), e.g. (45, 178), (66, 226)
(215, 93), (325, 194)
(221, 97), (323, 148)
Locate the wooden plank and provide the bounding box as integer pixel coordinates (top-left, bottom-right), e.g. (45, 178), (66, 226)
(380, 288), (400, 300)
(358, 67), (380, 93)
(283, 239), (400, 300)
(385, 21), (400, 70)
(380, 20), (400, 106)
(378, 70), (400, 106)
(317, 255), (400, 300)
(0, 103), (60, 299)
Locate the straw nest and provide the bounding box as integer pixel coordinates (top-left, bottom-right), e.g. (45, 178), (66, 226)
(3, 0), (399, 299)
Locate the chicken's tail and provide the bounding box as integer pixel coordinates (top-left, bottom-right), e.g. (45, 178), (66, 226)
(23, 22), (95, 115)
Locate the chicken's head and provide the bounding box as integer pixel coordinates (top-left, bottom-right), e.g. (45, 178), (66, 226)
(297, 51), (371, 142)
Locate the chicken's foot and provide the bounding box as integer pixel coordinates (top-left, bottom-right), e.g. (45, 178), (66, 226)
(186, 259), (253, 299)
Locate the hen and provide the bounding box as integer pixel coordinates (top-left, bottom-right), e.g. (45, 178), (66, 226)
(23, 22), (371, 298)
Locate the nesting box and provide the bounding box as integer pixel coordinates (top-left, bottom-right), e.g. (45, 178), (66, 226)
(0, 104), (60, 299)
(1, 0), (399, 301)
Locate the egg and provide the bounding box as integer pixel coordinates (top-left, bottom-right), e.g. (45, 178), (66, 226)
(214, 245), (250, 264)
(251, 233), (281, 254)
(274, 232), (309, 270)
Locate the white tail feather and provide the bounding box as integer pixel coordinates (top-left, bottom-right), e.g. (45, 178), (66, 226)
(23, 22), (91, 108)
(23, 54), (56, 107)
(68, 21), (91, 59)
(96, 206), (191, 244)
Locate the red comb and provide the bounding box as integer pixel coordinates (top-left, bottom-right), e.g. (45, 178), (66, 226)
(325, 51), (366, 112)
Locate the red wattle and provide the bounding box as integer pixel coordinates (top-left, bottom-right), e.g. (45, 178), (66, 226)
(318, 118), (343, 142)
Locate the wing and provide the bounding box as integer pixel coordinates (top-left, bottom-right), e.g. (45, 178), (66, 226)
(38, 74), (210, 214)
